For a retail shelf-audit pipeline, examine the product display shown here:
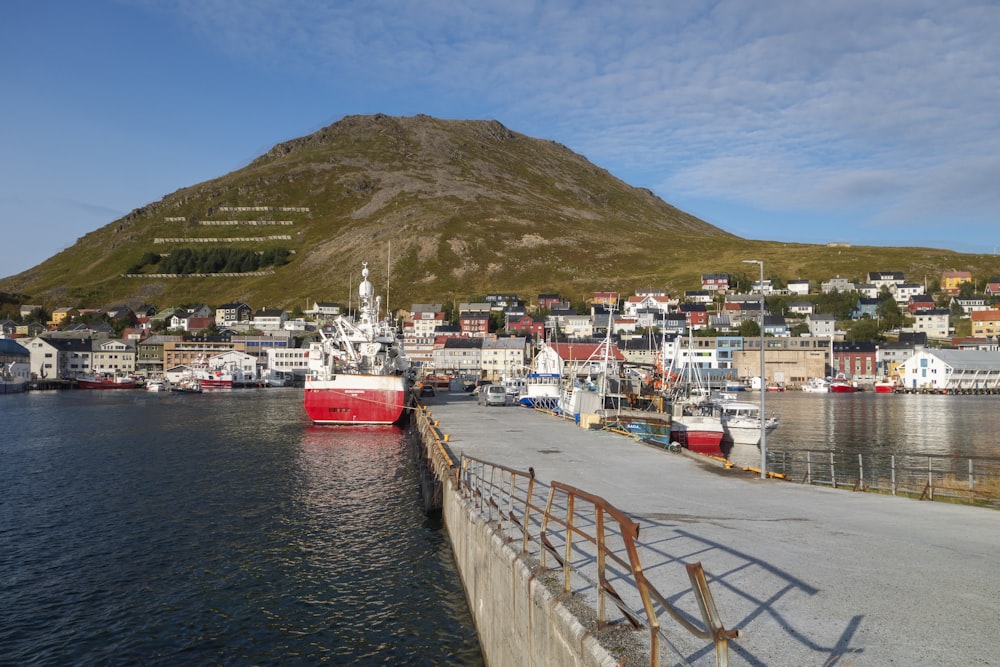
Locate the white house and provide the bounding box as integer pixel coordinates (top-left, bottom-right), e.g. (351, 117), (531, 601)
(952, 296), (988, 315)
(623, 294), (672, 317)
(822, 277), (856, 293)
(264, 347), (310, 379)
(91, 339), (136, 374)
(891, 283), (924, 300)
(481, 336), (528, 379)
(912, 309), (950, 338)
(898, 349), (1000, 390)
(857, 283), (879, 299)
(210, 349), (258, 378)
(684, 290), (714, 304)
(787, 302), (815, 315)
(806, 314), (837, 338)
(252, 308), (288, 331)
(306, 301), (342, 321)
(786, 279), (810, 296)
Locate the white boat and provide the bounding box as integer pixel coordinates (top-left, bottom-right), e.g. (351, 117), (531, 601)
(717, 398), (779, 446)
(145, 377), (169, 392)
(801, 377), (830, 393)
(1, 361), (29, 394)
(304, 262), (413, 425)
(172, 375), (203, 393)
(519, 342), (562, 409)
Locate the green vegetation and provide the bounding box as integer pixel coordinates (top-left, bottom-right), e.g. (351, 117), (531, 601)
(3, 113), (1000, 318)
(127, 247), (291, 274)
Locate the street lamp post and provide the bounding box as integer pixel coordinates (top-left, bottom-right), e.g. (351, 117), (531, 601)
(743, 259), (767, 479)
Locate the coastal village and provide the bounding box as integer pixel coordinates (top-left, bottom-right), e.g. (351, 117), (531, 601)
(5, 267), (1000, 395)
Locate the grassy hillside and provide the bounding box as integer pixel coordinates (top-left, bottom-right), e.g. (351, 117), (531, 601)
(3, 114), (999, 311)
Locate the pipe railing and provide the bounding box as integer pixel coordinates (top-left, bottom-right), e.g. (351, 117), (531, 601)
(457, 454), (740, 667)
(768, 448), (1000, 504)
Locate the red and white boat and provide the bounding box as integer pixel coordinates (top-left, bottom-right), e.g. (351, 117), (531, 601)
(190, 365), (234, 388)
(76, 373), (137, 389)
(670, 398), (726, 455)
(874, 377), (898, 394)
(829, 373), (861, 393)
(304, 262), (413, 425)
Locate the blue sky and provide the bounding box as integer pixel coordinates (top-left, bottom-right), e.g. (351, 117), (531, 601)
(3, 1), (1000, 277)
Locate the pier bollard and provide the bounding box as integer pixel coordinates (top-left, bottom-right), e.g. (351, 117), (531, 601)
(443, 434), (450, 442)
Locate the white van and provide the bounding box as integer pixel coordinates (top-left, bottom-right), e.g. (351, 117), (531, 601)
(478, 383), (508, 406)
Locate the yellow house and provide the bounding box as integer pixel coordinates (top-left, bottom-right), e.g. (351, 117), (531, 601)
(941, 271), (973, 294)
(49, 307), (78, 327)
(971, 309), (1000, 337)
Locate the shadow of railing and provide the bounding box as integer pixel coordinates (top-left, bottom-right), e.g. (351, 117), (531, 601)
(456, 452), (740, 667)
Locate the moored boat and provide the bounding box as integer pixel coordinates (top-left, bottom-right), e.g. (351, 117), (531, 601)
(874, 377), (898, 394)
(76, 373), (137, 389)
(718, 398), (779, 446)
(830, 373), (862, 393)
(1, 361), (29, 394)
(801, 377), (830, 393)
(172, 376), (202, 393)
(304, 262), (412, 425)
(145, 377), (169, 392)
(669, 398), (726, 456)
(604, 407), (674, 449)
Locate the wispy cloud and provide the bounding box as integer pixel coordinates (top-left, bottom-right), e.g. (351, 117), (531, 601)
(138, 0), (1000, 234)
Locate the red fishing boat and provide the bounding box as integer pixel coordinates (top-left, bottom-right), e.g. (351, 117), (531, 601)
(76, 373), (137, 389)
(829, 373), (861, 393)
(304, 262), (413, 425)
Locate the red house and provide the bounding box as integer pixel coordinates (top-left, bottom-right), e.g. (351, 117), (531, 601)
(507, 315), (546, 339)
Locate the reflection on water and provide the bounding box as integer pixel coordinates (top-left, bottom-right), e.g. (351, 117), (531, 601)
(764, 391), (1000, 458)
(0, 391), (482, 666)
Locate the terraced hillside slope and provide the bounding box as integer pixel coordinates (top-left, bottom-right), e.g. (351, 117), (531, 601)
(3, 114), (995, 309)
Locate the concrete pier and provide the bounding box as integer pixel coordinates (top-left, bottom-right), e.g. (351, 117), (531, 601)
(419, 392), (1000, 666)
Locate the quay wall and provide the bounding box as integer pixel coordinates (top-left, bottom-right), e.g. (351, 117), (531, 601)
(441, 473), (616, 667)
(412, 410), (617, 667)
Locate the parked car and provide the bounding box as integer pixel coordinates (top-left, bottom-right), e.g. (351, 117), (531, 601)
(478, 383), (507, 406)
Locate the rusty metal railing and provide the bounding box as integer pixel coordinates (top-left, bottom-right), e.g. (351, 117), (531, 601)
(459, 457), (540, 556)
(456, 454), (740, 667)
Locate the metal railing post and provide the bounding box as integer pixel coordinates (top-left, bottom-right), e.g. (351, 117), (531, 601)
(891, 455), (896, 496)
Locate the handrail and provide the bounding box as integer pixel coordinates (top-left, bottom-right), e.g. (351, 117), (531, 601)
(456, 454), (740, 667)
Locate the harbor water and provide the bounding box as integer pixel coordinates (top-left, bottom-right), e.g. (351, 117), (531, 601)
(763, 390), (1000, 459)
(0, 389), (483, 665)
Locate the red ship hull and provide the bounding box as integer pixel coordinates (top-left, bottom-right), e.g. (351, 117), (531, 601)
(670, 426), (726, 456)
(304, 374), (408, 425)
(77, 377), (136, 389)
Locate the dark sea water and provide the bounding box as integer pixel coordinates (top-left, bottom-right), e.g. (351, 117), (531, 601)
(0, 389), (483, 666)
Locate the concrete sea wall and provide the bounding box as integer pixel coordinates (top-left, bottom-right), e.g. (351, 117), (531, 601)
(412, 409), (619, 667)
(442, 477), (618, 667)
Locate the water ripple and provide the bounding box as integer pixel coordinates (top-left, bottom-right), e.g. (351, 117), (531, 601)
(0, 391), (482, 665)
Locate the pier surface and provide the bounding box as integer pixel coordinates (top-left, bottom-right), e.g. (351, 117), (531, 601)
(426, 392), (999, 666)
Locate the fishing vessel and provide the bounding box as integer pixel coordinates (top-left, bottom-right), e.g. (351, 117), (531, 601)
(665, 332), (726, 456)
(519, 342), (562, 410)
(304, 262), (412, 425)
(76, 372), (137, 389)
(1, 361), (29, 394)
(830, 373), (862, 393)
(716, 395), (779, 446)
(874, 377), (898, 394)
(145, 377), (169, 392)
(801, 377), (830, 393)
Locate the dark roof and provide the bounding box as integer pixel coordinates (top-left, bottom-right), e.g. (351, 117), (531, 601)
(0, 339), (29, 357)
(443, 337), (484, 349)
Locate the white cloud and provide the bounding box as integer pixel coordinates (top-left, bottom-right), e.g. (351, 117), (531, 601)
(132, 0), (1000, 235)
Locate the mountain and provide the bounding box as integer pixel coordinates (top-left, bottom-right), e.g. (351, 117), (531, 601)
(2, 114), (997, 311)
